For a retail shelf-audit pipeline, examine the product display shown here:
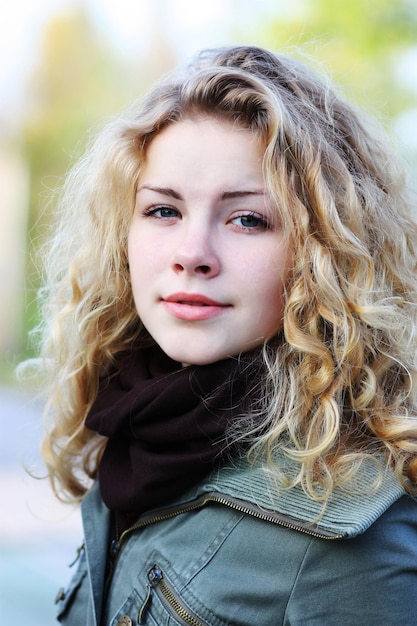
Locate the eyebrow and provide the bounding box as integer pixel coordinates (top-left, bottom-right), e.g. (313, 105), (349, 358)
(137, 185), (182, 199)
(137, 185), (265, 201)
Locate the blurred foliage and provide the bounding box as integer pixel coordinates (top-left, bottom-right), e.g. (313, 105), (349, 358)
(257, 0), (417, 116)
(24, 8), (127, 218)
(22, 7), (122, 349)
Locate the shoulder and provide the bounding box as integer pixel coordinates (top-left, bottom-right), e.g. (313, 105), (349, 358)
(133, 460), (417, 625)
(198, 458), (417, 623)
(198, 454), (414, 538)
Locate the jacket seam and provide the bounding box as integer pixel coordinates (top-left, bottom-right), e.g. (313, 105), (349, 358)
(283, 535), (315, 623)
(184, 511), (246, 586)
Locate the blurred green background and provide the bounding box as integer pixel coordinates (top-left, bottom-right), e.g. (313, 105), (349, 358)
(1, 0), (417, 383)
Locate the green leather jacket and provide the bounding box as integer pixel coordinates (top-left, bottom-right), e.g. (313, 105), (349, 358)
(55, 457), (417, 625)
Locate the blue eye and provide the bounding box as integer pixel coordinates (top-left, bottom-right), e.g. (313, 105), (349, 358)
(145, 206), (180, 218)
(158, 207), (178, 218)
(239, 214), (263, 228)
(233, 212), (270, 230)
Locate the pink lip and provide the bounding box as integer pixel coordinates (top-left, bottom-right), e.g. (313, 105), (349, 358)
(162, 292), (231, 321)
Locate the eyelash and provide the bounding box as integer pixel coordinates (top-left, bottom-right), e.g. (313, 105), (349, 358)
(143, 206), (179, 219)
(142, 206), (271, 231)
(232, 212), (270, 230)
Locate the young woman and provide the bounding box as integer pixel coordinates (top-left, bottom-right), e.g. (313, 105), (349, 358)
(31, 46), (417, 624)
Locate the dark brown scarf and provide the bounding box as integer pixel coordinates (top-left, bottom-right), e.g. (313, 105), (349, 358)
(85, 345), (260, 522)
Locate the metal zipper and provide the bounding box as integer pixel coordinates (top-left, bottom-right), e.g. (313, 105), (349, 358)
(114, 491), (343, 555)
(138, 564), (209, 626)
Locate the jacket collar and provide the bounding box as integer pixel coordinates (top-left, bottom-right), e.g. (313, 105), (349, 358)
(188, 455), (406, 538)
(82, 454), (406, 555)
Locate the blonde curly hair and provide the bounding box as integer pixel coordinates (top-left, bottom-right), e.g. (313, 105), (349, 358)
(28, 45), (417, 502)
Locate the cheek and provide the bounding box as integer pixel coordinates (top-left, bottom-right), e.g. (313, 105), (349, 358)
(254, 251), (289, 320)
(128, 235), (150, 302)
(128, 228), (154, 275)
(252, 247), (288, 292)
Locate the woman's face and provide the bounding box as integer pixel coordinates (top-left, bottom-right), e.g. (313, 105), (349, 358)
(128, 117), (290, 365)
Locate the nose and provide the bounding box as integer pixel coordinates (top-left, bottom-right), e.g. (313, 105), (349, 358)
(172, 224), (220, 278)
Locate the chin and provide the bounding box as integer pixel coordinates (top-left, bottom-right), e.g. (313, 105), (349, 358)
(165, 348), (229, 367)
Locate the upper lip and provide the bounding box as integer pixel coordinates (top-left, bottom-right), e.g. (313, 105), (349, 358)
(163, 292), (228, 306)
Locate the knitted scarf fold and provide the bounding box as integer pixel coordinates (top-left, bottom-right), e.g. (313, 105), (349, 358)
(86, 346), (259, 519)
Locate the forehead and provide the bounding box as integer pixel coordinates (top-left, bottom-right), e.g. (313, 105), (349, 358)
(140, 117), (265, 182)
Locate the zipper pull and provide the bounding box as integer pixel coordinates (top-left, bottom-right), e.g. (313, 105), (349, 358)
(103, 538), (121, 601)
(68, 542), (85, 567)
(110, 539), (121, 559)
(138, 565), (163, 624)
(148, 564), (163, 585)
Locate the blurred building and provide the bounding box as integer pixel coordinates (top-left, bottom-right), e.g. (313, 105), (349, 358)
(0, 147), (28, 356)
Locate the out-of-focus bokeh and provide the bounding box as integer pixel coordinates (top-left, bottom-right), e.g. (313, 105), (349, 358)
(1, 0), (416, 623)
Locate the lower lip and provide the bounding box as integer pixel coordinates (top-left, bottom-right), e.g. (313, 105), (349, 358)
(162, 301), (230, 321)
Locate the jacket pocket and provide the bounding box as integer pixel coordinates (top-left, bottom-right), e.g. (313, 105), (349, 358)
(139, 564), (211, 626)
(56, 545), (89, 623)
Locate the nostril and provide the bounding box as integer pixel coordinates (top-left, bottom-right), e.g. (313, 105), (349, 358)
(172, 261), (216, 275)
